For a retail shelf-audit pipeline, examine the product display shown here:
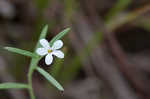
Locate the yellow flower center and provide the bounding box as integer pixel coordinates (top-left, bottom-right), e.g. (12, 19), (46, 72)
(48, 49), (52, 53)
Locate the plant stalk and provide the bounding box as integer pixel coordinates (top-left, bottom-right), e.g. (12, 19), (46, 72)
(28, 69), (35, 99)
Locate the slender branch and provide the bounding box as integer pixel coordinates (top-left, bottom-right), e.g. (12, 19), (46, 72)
(28, 69), (35, 99)
(27, 59), (39, 99)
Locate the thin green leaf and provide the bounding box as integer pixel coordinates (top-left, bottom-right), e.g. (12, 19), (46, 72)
(49, 28), (70, 46)
(0, 83), (28, 89)
(29, 25), (49, 72)
(35, 24), (49, 50)
(4, 47), (38, 58)
(36, 67), (64, 91)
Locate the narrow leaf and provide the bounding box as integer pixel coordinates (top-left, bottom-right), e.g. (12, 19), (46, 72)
(0, 83), (28, 89)
(29, 25), (49, 71)
(35, 24), (49, 50)
(36, 67), (64, 91)
(4, 47), (38, 58)
(50, 28), (70, 46)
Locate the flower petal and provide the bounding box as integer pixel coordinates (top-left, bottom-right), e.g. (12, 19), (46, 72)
(36, 48), (48, 56)
(40, 39), (50, 50)
(51, 40), (63, 50)
(45, 54), (53, 65)
(52, 50), (64, 58)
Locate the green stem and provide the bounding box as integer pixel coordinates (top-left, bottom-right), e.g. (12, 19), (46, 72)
(28, 68), (35, 99)
(27, 58), (40, 99)
(27, 48), (46, 99)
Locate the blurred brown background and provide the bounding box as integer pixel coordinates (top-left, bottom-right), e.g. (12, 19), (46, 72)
(0, 0), (150, 99)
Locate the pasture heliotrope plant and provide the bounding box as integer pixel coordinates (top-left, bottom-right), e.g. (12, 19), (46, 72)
(36, 39), (64, 65)
(1, 25), (70, 99)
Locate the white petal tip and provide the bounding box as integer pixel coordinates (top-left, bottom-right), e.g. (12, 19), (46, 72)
(45, 54), (53, 65)
(52, 40), (63, 50)
(52, 50), (64, 59)
(46, 63), (51, 65)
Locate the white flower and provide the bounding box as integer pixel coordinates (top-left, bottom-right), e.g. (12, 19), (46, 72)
(36, 39), (64, 65)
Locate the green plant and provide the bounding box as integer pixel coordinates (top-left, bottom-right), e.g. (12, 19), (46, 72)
(2, 25), (70, 99)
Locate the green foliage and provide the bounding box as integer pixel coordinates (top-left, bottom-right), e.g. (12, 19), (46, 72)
(29, 25), (49, 72)
(0, 83), (28, 89)
(4, 47), (38, 58)
(35, 25), (49, 50)
(36, 67), (64, 91)
(1, 25), (69, 99)
(49, 28), (70, 46)
(27, 25), (51, 99)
